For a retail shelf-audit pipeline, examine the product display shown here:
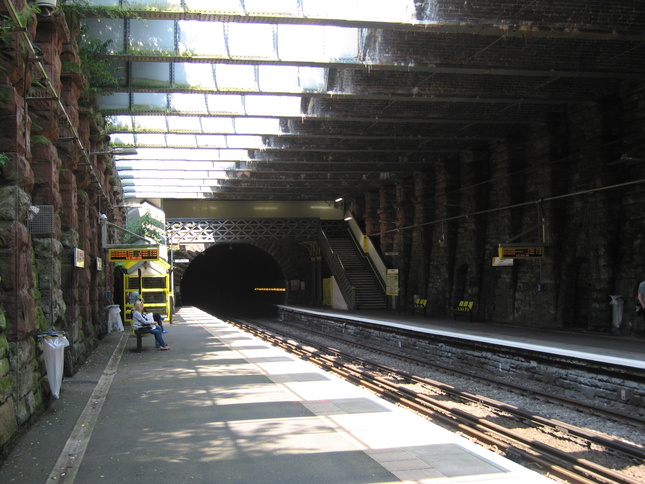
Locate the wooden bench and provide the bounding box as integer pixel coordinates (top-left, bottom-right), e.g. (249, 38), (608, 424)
(451, 300), (474, 321)
(411, 298), (428, 317)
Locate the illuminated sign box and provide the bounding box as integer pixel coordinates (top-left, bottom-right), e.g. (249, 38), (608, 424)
(498, 246), (545, 259)
(108, 247), (159, 262)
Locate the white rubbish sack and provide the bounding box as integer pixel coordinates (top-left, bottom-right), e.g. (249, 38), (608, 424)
(42, 336), (70, 399)
(106, 305), (124, 332)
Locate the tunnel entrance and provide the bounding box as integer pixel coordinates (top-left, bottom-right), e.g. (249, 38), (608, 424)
(181, 243), (287, 318)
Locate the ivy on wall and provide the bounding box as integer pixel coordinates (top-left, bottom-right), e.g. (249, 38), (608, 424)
(125, 211), (165, 245)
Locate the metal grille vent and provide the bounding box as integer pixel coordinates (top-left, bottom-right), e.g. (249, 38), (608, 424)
(126, 278), (140, 290)
(143, 277), (167, 289)
(26, 205), (55, 234)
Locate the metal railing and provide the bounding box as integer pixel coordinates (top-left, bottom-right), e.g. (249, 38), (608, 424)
(318, 228), (355, 310)
(347, 228), (386, 293)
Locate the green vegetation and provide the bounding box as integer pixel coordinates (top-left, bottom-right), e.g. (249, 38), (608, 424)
(0, 374), (13, 403)
(29, 78), (48, 97)
(0, 85), (13, 105)
(60, 1), (129, 100)
(77, 31), (120, 99)
(129, 79), (171, 89)
(125, 211), (165, 245)
(0, 4), (38, 55)
(0, 4), (38, 32)
(61, 61), (82, 74)
(61, 0), (135, 20)
(30, 135), (50, 146)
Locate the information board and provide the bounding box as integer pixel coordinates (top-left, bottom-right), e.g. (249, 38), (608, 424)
(498, 246), (544, 259)
(73, 248), (85, 268)
(108, 248), (159, 262)
(386, 269), (399, 296)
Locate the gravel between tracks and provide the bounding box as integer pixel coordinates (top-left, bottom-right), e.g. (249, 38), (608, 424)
(256, 318), (645, 483)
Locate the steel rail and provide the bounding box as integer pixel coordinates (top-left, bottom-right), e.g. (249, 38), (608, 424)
(275, 314), (645, 428)
(229, 318), (644, 484)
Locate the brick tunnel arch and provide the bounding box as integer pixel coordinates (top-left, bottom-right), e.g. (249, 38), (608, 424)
(180, 242), (301, 318)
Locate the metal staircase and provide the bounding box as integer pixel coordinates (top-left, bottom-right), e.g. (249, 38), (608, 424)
(327, 237), (387, 309)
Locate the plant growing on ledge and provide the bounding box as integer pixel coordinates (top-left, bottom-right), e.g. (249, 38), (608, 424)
(61, 0), (134, 19)
(1, 4), (39, 55)
(77, 34), (120, 100)
(0, 152), (8, 173)
(125, 211), (165, 245)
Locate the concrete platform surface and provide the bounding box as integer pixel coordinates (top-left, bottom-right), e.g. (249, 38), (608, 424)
(1, 307), (553, 484)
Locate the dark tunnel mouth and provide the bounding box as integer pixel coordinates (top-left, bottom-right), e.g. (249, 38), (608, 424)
(180, 243), (287, 318)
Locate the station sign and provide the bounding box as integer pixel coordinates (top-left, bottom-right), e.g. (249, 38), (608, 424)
(498, 245), (545, 259)
(108, 247), (159, 262)
(386, 269), (399, 296)
(492, 257), (514, 267)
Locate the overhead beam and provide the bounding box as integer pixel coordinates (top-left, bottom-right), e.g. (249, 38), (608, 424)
(104, 113), (535, 125)
(75, 9), (645, 42)
(104, 54), (645, 79)
(104, 87), (588, 106)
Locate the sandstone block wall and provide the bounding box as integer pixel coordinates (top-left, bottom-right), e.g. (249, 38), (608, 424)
(0, 3), (124, 458)
(352, 83), (645, 331)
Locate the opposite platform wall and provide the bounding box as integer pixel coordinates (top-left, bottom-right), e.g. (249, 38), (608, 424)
(352, 81), (645, 331)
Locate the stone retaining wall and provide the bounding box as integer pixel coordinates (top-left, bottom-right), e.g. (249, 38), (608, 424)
(0, 4), (124, 458)
(350, 82), (645, 332)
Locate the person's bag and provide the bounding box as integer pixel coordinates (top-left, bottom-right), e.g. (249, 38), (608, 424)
(636, 304), (643, 316)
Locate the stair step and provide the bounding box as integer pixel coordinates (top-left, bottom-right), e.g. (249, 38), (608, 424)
(325, 236), (387, 309)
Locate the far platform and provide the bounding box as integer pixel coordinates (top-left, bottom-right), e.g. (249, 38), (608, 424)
(278, 305), (645, 370)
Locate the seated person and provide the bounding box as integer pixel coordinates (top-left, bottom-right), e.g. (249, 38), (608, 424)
(139, 299), (168, 333)
(132, 300), (171, 351)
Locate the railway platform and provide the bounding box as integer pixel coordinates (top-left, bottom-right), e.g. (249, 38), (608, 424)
(278, 305), (645, 370)
(0, 306), (552, 484)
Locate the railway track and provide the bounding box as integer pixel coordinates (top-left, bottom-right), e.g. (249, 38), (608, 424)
(227, 317), (645, 484)
(273, 316), (645, 428)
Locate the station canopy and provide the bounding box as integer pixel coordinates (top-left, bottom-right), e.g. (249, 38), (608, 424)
(76, 1), (645, 203)
(81, 0), (419, 201)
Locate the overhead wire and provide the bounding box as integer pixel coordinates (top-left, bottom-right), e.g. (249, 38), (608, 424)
(380, 176), (645, 235)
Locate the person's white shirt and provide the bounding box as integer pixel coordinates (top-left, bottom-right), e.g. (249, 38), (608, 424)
(132, 310), (157, 330)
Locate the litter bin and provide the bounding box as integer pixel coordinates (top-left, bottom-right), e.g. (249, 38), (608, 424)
(609, 295), (624, 331)
(106, 304), (124, 333)
(38, 331), (69, 400)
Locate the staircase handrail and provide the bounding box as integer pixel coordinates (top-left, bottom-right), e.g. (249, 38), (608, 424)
(318, 228), (356, 309)
(347, 230), (386, 292)
(345, 213), (387, 291)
